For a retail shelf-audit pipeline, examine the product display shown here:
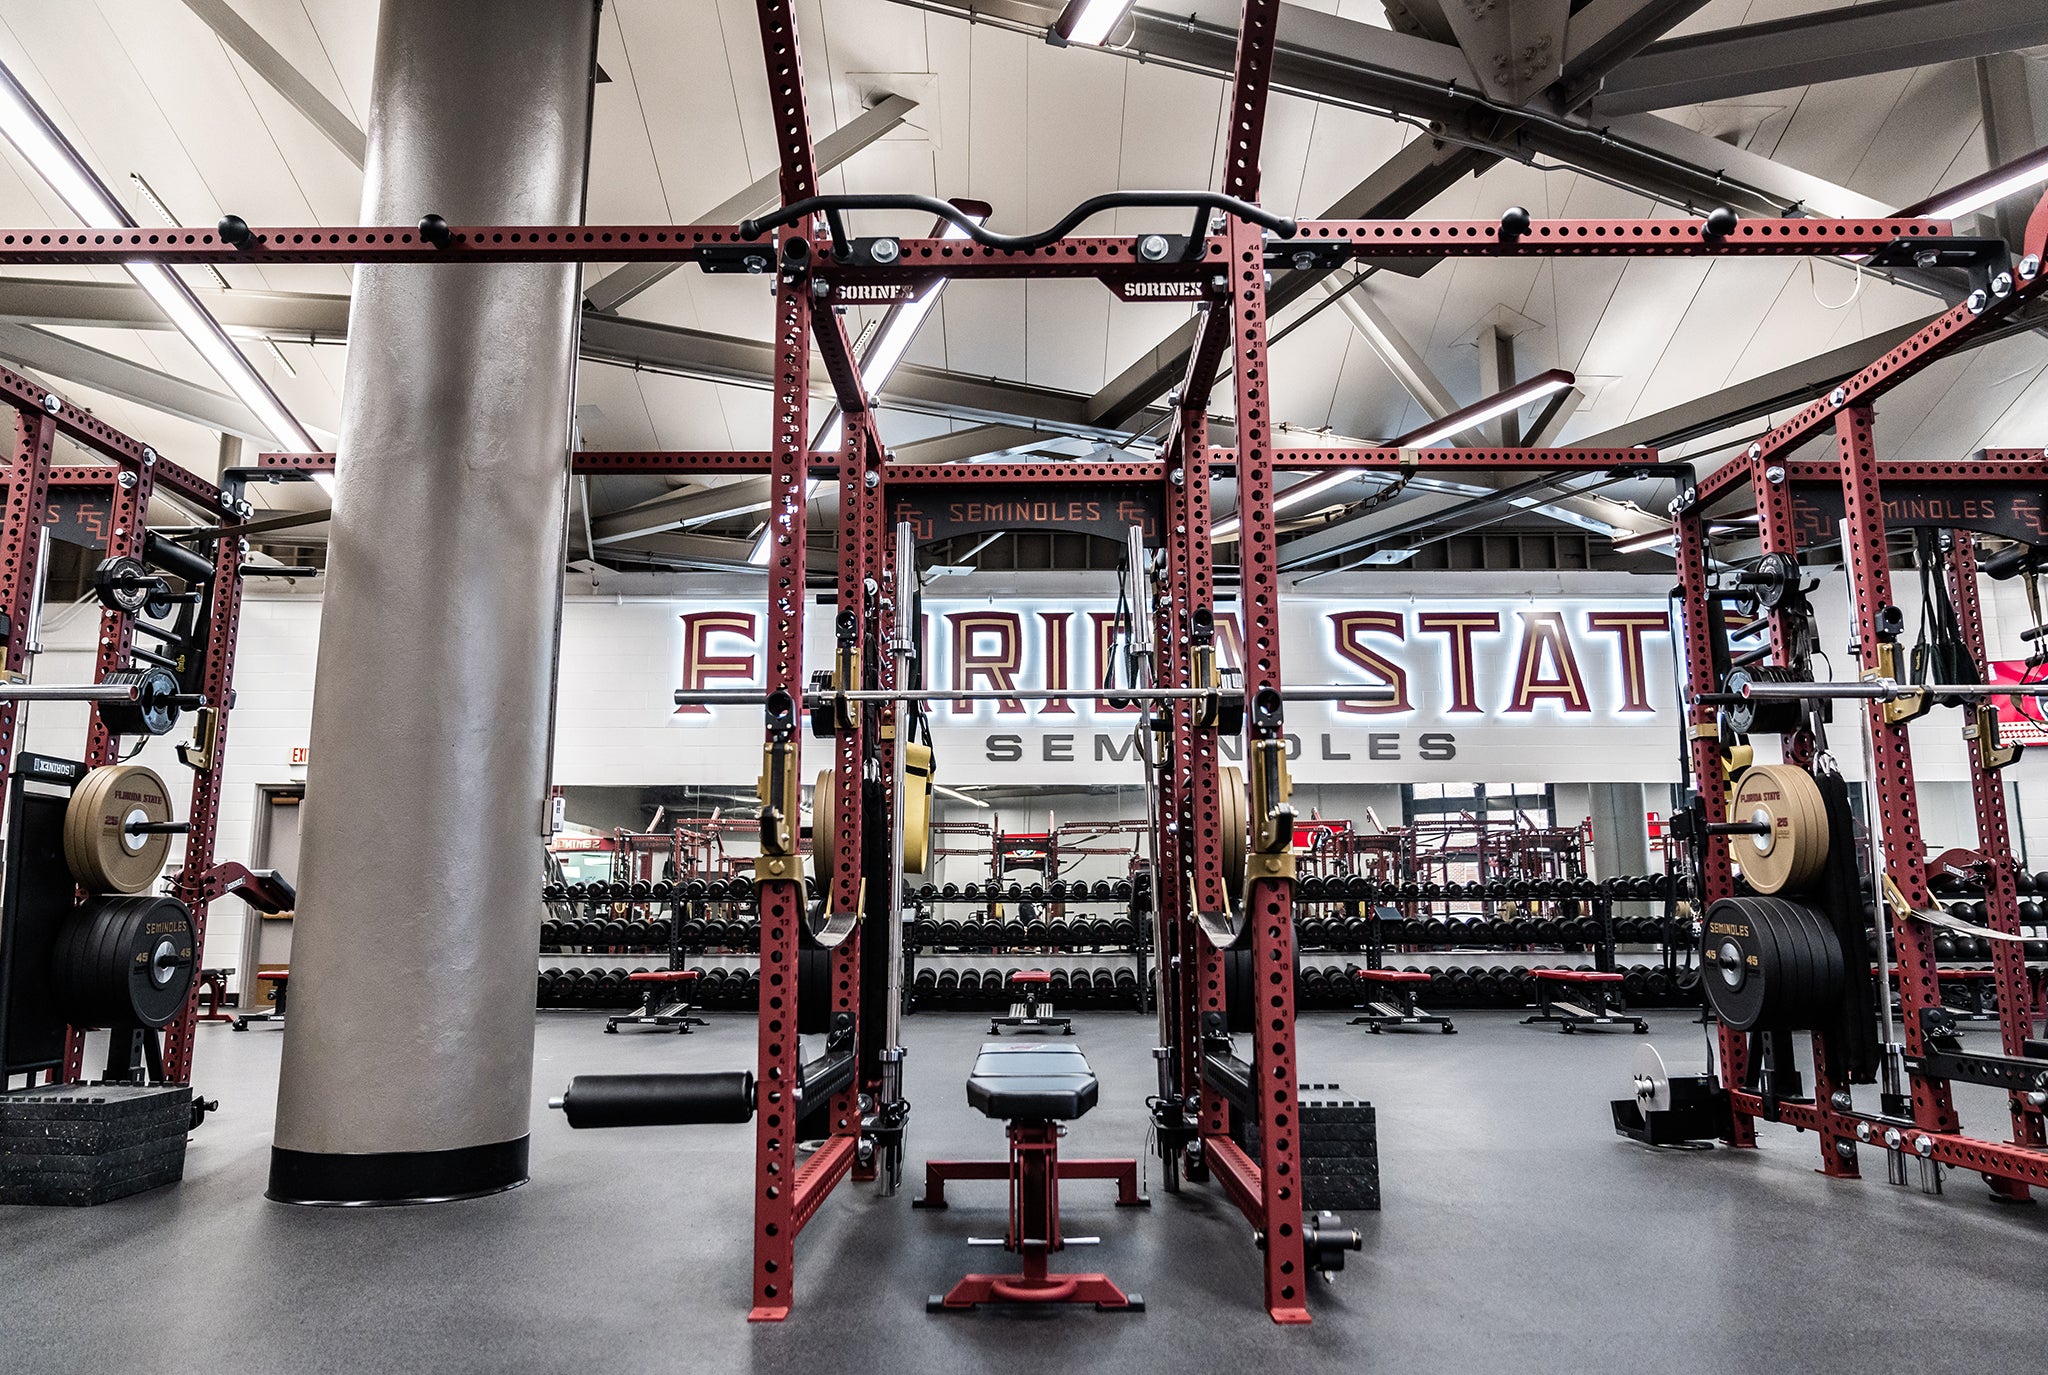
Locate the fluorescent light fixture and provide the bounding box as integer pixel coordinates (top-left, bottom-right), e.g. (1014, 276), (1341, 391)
(0, 61), (312, 452)
(1901, 147), (2048, 223)
(132, 171), (231, 292)
(1611, 528), (1677, 554)
(751, 202), (990, 565)
(1050, 0), (1134, 46)
(1211, 369), (1574, 542)
(934, 783), (990, 809)
(127, 262), (312, 449)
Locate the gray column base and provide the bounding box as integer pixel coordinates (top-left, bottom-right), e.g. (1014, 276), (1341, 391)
(268, 1135), (529, 1207)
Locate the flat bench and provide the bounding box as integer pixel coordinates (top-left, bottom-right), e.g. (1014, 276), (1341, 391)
(918, 1042), (1144, 1314)
(1347, 966), (1454, 1035)
(1523, 968), (1646, 1035)
(607, 969), (707, 1035)
(990, 969), (1073, 1037)
(232, 969), (288, 1031)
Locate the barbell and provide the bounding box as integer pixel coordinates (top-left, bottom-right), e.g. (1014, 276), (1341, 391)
(1710, 678), (2048, 703)
(0, 667), (201, 737)
(674, 685), (1397, 706)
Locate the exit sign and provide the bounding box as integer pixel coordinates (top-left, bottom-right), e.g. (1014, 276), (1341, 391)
(291, 746), (310, 766)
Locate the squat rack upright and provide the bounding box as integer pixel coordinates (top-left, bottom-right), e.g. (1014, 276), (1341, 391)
(0, 357), (268, 1090)
(50, 0), (2048, 1324)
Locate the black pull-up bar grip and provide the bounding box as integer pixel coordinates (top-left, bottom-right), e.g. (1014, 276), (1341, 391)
(739, 191), (1297, 253)
(549, 1072), (756, 1128)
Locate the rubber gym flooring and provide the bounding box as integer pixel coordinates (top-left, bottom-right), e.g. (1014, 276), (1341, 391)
(3, 1008), (2045, 1375)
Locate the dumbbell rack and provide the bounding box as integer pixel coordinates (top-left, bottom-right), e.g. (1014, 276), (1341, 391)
(537, 879), (764, 1012)
(905, 880), (1151, 1015)
(1891, 875), (2048, 1026)
(1287, 875), (1697, 1014)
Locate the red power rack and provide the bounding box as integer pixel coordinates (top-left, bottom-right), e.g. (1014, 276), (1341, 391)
(25, 0), (2040, 1325)
(0, 360), (259, 1089)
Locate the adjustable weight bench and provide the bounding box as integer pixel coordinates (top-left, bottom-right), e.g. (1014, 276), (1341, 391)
(916, 1042), (1146, 1313)
(232, 969), (288, 1030)
(989, 969), (1072, 1036)
(1522, 968), (1647, 1034)
(606, 969), (708, 1034)
(1347, 967), (1455, 1034)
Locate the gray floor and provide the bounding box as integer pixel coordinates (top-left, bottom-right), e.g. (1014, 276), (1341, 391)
(4, 1008), (2047, 1375)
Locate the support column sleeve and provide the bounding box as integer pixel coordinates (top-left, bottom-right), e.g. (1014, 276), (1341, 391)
(270, 0), (598, 1205)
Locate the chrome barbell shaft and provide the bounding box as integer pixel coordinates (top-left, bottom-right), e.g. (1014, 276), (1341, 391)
(674, 685), (1396, 705)
(1734, 679), (2048, 702)
(0, 681), (150, 703)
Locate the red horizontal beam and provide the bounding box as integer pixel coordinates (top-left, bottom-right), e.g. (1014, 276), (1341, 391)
(1292, 216), (1950, 255)
(1238, 446), (1660, 472)
(1731, 1091), (2048, 1187)
(789, 1132), (859, 1237)
(1201, 1132), (1266, 1231)
(1786, 457), (2048, 482)
(885, 460), (1166, 486)
(47, 465), (122, 488)
(0, 217), (1952, 269)
(260, 449), (1664, 484)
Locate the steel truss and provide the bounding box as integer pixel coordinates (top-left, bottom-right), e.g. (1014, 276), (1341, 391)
(0, 359), (253, 1088)
(74, 0), (2047, 1324)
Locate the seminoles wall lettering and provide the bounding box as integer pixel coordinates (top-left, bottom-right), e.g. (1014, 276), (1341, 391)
(676, 599), (1674, 721)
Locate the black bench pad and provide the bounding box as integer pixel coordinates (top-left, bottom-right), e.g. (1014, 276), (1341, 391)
(965, 1042), (1098, 1121)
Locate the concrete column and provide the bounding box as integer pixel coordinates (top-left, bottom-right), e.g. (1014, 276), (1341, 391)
(270, 0), (597, 1204)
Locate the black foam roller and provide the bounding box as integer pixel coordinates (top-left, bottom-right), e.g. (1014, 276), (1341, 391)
(555, 1072), (756, 1128)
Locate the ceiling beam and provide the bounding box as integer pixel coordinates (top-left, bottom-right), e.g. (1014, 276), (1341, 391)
(180, 0), (367, 167)
(1523, 386), (1584, 447)
(1084, 135), (1495, 428)
(1976, 53), (2044, 248)
(1438, 0), (1571, 107)
(1587, 0), (2048, 117)
(1055, 0), (1707, 430)
(591, 478), (772, 544)
(0, 277), (351, 336)
(1573, 318), (1940, 450)
(890, 425), (1047, 462)
(1320, 277), (1457, 419)
(0, 321), (265, 437)
(1558, 0), (1713, 106)
(583, 93), (919, 314)
(908, 2), (1891, 218)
